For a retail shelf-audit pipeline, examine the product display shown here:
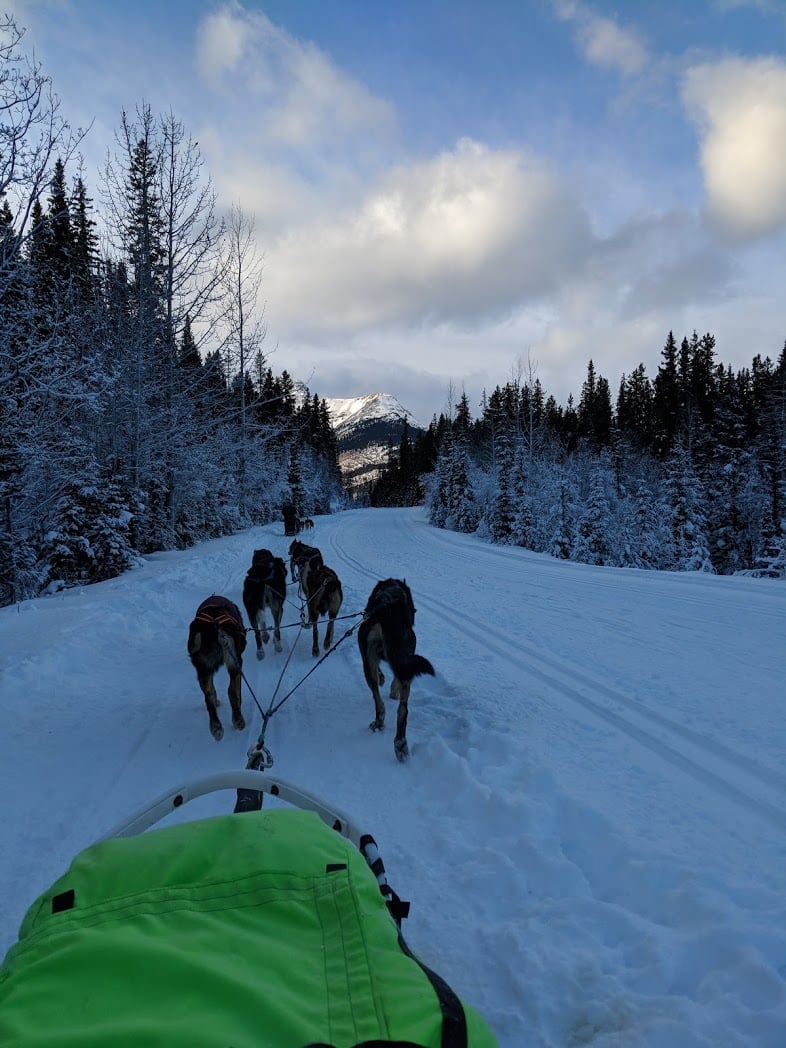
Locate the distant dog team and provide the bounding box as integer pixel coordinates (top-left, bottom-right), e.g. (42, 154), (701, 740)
(189, 534), (433, 759)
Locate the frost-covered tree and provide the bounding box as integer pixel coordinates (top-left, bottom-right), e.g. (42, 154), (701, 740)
(40, 457), (137, 586)
(549, 470), (578, 560)
(574, 455), (614, 565)
(487, 426), (515, 543)
(664, 445), (714, 572)
(428, 428), (480, 533)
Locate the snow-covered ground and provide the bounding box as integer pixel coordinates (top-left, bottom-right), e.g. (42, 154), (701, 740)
(1, 507), (784, 1046)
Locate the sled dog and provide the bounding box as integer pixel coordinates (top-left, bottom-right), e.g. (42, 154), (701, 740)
(358, 578), (435, 761)
(243, 549), (287, 660)
(301, 562), (343, 657)
(288, 539), (323, 584)
(187, 595), (247, 741)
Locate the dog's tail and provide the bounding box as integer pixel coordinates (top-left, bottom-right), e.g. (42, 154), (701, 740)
(393, 653), (435, 684)
(187, 625), (202, 656)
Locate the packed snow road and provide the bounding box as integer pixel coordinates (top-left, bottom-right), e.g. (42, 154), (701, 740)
(328, 508), (786, 842)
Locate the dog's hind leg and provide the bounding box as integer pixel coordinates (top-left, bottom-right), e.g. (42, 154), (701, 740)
(324, 612), (337, 652)
(392, 679), (412, 761)
(260, 610), (270, 649)
(218, 630), (246, 732)
(323, 586), (342, 652)
(361, 627), (386, 732)
(197, 671), (223, 741)
(251, 611), (266, 660)
(228, 669), (245, 732)
(367, 673), (385, 732)
(272, 596), (284, 653)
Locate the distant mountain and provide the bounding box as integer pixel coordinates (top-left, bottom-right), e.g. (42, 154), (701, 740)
(324, 393), (425, 489)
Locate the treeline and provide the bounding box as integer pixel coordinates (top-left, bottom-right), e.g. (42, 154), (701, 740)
(0, 18), (341, 606)
(371, 332), (786, 576)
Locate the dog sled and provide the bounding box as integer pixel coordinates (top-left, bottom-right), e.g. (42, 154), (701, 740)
(0, 770), (498, 1047)
(283, 501), (301, 536)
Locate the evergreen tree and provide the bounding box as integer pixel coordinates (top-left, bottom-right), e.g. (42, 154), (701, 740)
(487, 426), (515, 543)
(664, 445), (714, 572)
(574, 455), (613, 565)
(550, 471), (577, 560)
(616, 364), (655, 446)
(70, 176), (100, 302)
(654, 331), (681, 456)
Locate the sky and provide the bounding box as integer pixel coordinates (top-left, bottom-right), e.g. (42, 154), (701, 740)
(2, 507), (785, 1045)
(7, 0), (786, 425)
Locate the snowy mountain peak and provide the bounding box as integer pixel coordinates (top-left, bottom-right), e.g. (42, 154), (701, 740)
(320, 393), (425, 490)
(324, 393), (424, 433)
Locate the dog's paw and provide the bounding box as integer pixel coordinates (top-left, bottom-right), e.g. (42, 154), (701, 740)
(394, 738), (409, 761)
(369, 717), (385, 732)
(256, 648), (265, 661)
(210, 722), (224, 742)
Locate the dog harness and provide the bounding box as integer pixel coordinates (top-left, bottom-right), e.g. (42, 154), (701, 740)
(246, 560), (276, 584)
(364, 581), (415, 622)
(194, 596), (245, 634)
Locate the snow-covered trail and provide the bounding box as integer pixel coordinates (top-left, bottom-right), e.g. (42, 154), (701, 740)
(329, 508), (786, 845)
(2, 507), (785, 1046)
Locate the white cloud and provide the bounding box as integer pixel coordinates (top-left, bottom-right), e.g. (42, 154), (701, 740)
(195, 4), (246, 83)
(264, 138), (592, 337)
(682, 57), (786, 238)
(195, 2), (396, 150)
(553, 0), (648, 76)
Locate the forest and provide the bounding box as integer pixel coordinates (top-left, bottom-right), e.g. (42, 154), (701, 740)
(368, 336), (785, 577)
(0, 16), (341, 607)
(2, 13), (784, 609)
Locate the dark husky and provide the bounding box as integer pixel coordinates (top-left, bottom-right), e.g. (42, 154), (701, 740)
(358, 578), (435, 761)
(301, 562), (343, 657)
(288, 539), (323, 584)
(243, 549), (287, 660)
(187, 595), (247, 741)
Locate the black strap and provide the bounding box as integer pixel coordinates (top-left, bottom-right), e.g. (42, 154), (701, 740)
(397, 934), (468, 1048)
(304, 1042), (430, 1047)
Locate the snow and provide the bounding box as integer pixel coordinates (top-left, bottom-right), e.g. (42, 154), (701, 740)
(2, 506), (785, 1046)
(325, 391), (424, 430)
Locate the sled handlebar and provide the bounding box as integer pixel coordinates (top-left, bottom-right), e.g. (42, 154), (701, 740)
(96, 770), (363, 845)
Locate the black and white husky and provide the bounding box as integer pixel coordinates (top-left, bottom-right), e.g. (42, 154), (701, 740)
(243, 548), (287, 660)
(358, 578), (435, 761)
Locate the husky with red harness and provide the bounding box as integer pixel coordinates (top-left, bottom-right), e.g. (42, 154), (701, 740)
(187, 595), (248, 741)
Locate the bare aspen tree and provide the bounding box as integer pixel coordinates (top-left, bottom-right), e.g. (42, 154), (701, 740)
(1, 14), (86, 600)
(158, 110), (225, 537)
(1, 15), (84, 263)
(158, 109), (225, 359)
(220, 204), (266, 518)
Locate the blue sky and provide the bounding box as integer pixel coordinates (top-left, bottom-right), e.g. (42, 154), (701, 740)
(9, 0), (786, 424)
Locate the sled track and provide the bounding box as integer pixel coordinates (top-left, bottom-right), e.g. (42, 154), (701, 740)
(330, 533), (786, 835)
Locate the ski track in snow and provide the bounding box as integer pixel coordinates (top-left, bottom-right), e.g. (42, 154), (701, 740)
(333, 527), (786, 832)
(2, 507), (785, 1047)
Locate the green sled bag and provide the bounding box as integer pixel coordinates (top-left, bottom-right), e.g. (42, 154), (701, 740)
(0, 806), (498, 1047)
